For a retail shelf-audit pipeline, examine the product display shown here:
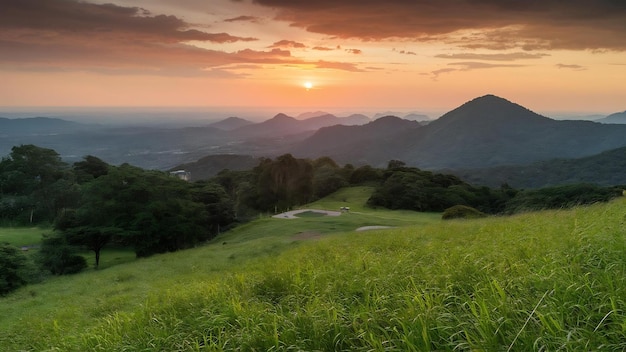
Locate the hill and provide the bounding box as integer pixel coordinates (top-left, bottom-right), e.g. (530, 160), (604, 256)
(208, 116), (254, 130)
(596, 111), (626, 124)
(1, 191), (625, 350)
(0, 117), (90, 136)
(291, 116), (421, 165)
(452, 146), (626, 188)
(170, 154), (259, 181)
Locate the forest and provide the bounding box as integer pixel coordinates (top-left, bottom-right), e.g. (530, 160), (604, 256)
(1, 144), (623, 295)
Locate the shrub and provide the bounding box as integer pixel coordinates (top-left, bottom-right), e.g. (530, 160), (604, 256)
(442, 205), (487, 220)
(0, 243), (38, 295)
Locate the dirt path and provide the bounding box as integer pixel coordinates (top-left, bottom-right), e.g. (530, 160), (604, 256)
(272, 209), (342, 219)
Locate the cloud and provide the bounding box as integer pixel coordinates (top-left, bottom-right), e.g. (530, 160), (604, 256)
(556, 63), (586, 71)
(269, 40), (307, 49)
(435, 52), (548, 61)
(312, 46), (334, 51)
(316, 60), (365, 72)
(224, 15), (261, 23)
(0, 0), (363, 75)
(429, 61), (525, 80)
(345, 48), (362, 54)
(251, 0), (626, 51)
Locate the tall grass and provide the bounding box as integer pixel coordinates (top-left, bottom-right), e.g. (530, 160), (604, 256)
(2, 198), (626, 351)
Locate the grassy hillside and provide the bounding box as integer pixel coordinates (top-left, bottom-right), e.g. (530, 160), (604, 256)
(1, 187), (625, 350)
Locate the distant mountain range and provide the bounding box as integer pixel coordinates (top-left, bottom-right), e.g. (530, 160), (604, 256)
(596, 111), (626, 124)
(290, 95), (626, 169)
(3, 95), (626, 179)
(0, 117), (91, 136)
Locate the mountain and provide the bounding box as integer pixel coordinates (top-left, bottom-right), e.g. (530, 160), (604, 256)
(342, 114), (370, 125)
(232, 112), (370, 139)
(596, 111), (626, 124)
(453, 146), (626, 189)
(209, 116), (253, 131)
(0, 117), (90, 136)
(231, 113), (303, 138)
(290, 116), (421, 165)
(297, 111), (330, 119)
(170, 154), (259, 181)
(403, 113), (431, 123)
(395, 95), (626, 169)
(284, 95), (626, 170)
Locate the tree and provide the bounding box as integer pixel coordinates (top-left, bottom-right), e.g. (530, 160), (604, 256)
(36, 235), (87, 275)
(0, 145), (73, 223)
(0, 243), (38, 295)
(73, 155), (109, 184)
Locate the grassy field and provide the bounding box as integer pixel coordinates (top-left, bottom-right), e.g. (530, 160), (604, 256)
(0, 227), (49, 247)
(1, 187), (625, 350)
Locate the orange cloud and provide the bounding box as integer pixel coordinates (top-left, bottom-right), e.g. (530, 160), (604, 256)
(269, 40), (307, 49)
(0, 0), (365, 75)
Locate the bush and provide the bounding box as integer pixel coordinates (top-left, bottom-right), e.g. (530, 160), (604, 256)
(0, 243), (38, 295)
(36, 235), (87, 275)
(442, 205), (487, 220)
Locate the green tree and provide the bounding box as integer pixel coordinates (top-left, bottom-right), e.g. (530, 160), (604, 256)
(0, 243), (38, 295)
(36, 235), (87, 275)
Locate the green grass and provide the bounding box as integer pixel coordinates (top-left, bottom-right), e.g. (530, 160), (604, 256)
(0, 227), (48, 247)
(1, 188), (626, 351)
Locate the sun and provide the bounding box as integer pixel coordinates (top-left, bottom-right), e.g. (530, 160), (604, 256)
(304, 81), (313, 90)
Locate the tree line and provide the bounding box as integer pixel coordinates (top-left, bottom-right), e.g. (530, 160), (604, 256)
(1, 145), (623, 295)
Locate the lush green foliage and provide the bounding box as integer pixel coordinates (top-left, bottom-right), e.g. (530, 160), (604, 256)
(1, 191), (625, 350)
(36, 234), (87, 275)
(368, 165), (622, 215)
(504, 183), (623, 213)
(0, 145), (78, 224)
(0, 243), (38, 295)
(367, 165), (509, 213)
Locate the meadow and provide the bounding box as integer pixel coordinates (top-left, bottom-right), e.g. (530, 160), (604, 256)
(1, 187), (625, 351)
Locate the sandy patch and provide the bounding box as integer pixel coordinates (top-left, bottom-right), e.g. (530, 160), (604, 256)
(273, 209), (342, 219)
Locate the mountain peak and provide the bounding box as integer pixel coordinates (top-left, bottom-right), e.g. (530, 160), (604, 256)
(433, 94), (553, 128)
(271, 113), (296, 121)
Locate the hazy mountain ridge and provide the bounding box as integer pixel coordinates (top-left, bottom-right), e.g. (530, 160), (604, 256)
(170, 154), (259, 181)
(208, 116), (254, 130)
(452, 146), (626, 189)
(0, 116), (92, 136)
(290, 116), (422, 165)
(3, 95), (626, 174)
(596, 111), (626, 124)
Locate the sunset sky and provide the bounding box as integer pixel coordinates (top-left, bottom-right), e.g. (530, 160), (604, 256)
(1, 0), (626, 116)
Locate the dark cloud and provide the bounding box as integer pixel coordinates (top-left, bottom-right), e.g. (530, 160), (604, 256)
(252, 0), (626, 51)
(436, 52), (548, 61)
(269, 40), (307, 49)
(0, 0), (256, 43)
(0, 0), (365, 74)
(224, 15), (261, 23)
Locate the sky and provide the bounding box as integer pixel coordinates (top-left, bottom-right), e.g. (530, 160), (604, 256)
(1, 0), (626, 116)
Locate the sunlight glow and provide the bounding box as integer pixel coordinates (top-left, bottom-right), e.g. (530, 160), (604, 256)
(304, 81), (313, 90)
